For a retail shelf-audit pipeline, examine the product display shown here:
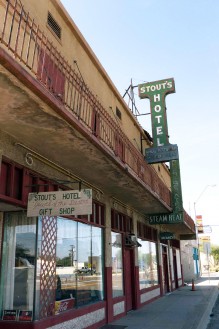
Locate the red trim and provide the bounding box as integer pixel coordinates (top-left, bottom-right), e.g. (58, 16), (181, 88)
(0, 195), (26, 208)
(105, 266), (113, 323)
(0, 159), (105, 228)
(111, 310), (126, 323)
(139, 284), (160, 295)
(123, 247), (136, 312)
(0, 322), (34, 329)
(0, 301), (106, 329)
(91, 109), (100, 138)
(137, 221), (157, 242)
(134, 266), (140, 309)
(111, 209), (133, 233)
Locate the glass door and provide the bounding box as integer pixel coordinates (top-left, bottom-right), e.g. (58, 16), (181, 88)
(0, 212), (36, 321)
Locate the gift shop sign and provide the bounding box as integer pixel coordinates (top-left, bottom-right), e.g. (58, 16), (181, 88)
(27, 189), (92, 217)
(138, 78), (175, 148)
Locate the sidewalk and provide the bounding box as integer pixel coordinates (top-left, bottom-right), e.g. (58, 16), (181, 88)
(102, 274), (219, 329)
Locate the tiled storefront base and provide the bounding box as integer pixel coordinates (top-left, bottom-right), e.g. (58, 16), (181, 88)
(113, 301), (125, 317)
(48, 308), (105, 329)
(140, 287), (160, 304)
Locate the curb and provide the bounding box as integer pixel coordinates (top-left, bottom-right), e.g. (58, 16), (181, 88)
(196, 287), (219, 329)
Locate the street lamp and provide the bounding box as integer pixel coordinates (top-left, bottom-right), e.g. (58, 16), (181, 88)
(194, 184), (216, 219)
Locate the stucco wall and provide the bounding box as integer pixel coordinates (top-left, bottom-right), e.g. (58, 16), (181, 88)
(0, 0), (170, 189)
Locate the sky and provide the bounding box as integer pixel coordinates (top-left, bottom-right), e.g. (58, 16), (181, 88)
(60, 0), (219, 245)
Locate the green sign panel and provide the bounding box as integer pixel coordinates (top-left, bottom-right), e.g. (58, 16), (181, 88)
(149, 159), (183, 225)
(139, 78), (184, 222)
(145, 144), (178, 164)
(180, 234), (196, 240)
(149, 212), (184, 224)
(138, 78), (175, 147)
(170, 160), (183, 212)
(160, 232), (175, 240)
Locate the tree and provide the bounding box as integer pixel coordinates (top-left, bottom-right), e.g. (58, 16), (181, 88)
(56, 256), (71, 267)
(211, 245), (219, 266)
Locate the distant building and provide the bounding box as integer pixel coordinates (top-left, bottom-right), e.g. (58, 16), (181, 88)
(180, 240), (200, 281)
(0, 0), (196, 328)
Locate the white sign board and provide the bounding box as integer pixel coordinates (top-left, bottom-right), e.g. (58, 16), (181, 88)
(27, 189), (92, 217)
(203, 242), (211, 255)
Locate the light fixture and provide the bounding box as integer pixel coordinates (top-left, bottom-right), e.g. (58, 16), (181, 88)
(125, 233), (142, 248)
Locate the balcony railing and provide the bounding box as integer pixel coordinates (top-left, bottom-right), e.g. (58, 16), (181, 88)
(0, 0), (172, 206)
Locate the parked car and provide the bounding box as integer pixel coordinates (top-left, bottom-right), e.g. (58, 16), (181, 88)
(75, 267), (96, 275)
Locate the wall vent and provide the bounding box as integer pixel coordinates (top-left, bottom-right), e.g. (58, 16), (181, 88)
(116, 107), (122, 120)
(47, 12), (61, 39)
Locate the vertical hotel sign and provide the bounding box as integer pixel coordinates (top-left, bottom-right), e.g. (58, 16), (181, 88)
(170, 160), (183, 213)
(138, 78), (184, 224)
(138, 78), (175, 147)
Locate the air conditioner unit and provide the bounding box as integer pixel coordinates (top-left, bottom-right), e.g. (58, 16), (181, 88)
(125, 234), (142, 248)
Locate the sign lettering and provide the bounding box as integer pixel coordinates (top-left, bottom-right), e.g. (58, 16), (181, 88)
(2, 310), (17, 321)
(145, 144), (178, 164)
(138, 78), (175, 147)
(27, 189), (92, 217)
(149, 212), (184, 224)
(170, 160), (183, 212)
(160, 232), (175, 240)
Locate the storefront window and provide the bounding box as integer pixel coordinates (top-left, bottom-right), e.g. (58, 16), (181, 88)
(55, 217), (77, 309)
(0, 212), (36, 321)
(1, 213), (104, 321)
(138, 240), (158, 290)
(76, 222), (104, 306)
(111, 232), (124, 297)
(36, 217), (104, 316)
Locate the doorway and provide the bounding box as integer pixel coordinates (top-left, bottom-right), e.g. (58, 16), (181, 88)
(124, 248), (134, 312)
(173, 250), (179, 289)
(162, 246), (170, 294)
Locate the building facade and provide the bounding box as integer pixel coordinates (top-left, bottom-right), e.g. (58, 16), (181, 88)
(0, 1), (196, 328)
(180, 240), (200, 282)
